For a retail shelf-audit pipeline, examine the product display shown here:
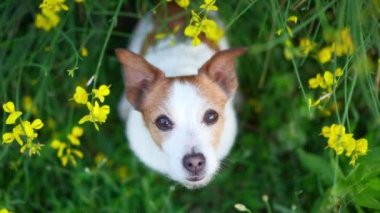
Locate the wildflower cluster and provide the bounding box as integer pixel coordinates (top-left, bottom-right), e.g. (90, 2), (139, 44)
(51, 126), (84, 167)
(2, 102), (44, 156)
(171, 0), (223, 46)
(317, 28), (355, 64)
(307, 68), (344, 108)
(72, 84), (111, 131)
(34, 0), (69, 31)
(321, 124), (368, 166)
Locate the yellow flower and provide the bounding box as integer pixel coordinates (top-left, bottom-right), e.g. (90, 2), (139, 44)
(39, 0), (69, 12)
(61, 148), (83, 167)
(299, 38), (316, 56)
(92, 84), (110, 103)
(321, 124), (368, 166)
(79, 101), (110, 131)
(335, 67), (344, 77)
(332, 28), (355, 56)
(3, 101), (22, 125)
(20, 142), (44, 156)
(174, 0), (190, 8)
(184, 10), (224, 46)
(318, 47), (333, 64)
(34, 9), (61, 31)
(0, 208), (12, 213)
(308, 77), (319, 89)
(12, 124), (25, 145)
(80, 47), (88, 57)
(201, 19), (224, 43)
(67, 126), (83, 146)
(323, 71), (334, 87)
(31, 119), (44, 129)
(2, 133), (14, 144)
(51, 139), (66, 157)
(73, 86), (88, 104)
(200, 0), (218, 11)
(184, 25), (202, 46)
(349, 138), (368, 166)
(287, 16), (298, 24)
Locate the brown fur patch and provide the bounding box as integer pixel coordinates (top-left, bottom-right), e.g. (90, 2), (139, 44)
(140, 78), (173, 146)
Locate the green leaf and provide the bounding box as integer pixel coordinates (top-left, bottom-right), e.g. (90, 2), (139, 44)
(297, 149), (333, 184)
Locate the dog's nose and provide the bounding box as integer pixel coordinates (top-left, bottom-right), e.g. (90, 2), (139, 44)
(182, 153), (206, 174)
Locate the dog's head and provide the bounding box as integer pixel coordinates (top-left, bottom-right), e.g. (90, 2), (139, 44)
(116, 48), (245, 188)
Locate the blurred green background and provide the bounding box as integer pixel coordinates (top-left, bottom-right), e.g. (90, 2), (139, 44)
(1, 0), (380, 212)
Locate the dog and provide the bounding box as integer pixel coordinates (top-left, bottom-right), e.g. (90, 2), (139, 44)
(116, 4), (245, 189)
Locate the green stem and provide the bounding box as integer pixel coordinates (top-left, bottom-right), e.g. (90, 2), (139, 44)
(91, 0), (124, 90)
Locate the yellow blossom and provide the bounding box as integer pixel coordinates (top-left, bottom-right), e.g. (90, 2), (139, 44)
(335, 67), (344, 77)
(323, 71), (334, 87)
(200, 0), (218, 11)
(12, 125), (25, 145)
(3, 102), (23, 125)
(175, 0), (190, 8)
(51, 135), (84, 167)
(332, 28), (355, 56)
(0, 208), (12, 213)
(299, 38), (316, 56)
(73, 86), (88, 104)
(308, 77), (319, 89)
(39, 0), (69, 12)
(318, 47), (333, 64)
(51, 139), (66, 157)
(2, 133), (15, 144)
(92, 84), (110, 103)
(201, 19), (224, 43)
(20, 142), (44, 156)
(287, 16), (298, 24)
(80, 47), (88, 57)
(67, 126), (83, 146)
(79, 101), (110, 131)
(321, 124), (368, 166)
(184, 10), (224, 46)
(34, 9), (61, 32)
(349, 139), (368, 166)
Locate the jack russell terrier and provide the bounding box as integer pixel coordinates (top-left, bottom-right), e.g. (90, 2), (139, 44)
(116, 4), (245, 189)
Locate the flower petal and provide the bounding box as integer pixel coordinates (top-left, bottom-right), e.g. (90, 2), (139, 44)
(31, 119), (44, 129)
(5, 111), (22, 125)
(2, 133), (15, 143)
(3, 101), (15, 113)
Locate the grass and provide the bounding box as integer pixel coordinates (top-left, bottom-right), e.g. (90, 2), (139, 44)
(1, 0), (380, 212)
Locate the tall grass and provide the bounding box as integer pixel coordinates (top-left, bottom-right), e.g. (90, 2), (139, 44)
(1, 0), (380, 212)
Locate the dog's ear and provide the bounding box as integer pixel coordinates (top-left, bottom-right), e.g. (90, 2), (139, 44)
(199, 48), (246, 97)
(115, 49), (165, 110)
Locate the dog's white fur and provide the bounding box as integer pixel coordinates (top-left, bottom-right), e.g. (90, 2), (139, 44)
(118, 14), (239, 188)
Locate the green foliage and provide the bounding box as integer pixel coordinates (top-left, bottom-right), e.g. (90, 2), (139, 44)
(1, 0), (380, 212)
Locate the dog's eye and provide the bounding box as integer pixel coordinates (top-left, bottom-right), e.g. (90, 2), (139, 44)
(203, 109), (218, 125)
(155, 115), (174, 131)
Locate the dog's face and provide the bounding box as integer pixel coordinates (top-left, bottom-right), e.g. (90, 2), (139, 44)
(116, 48), (245, 188)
